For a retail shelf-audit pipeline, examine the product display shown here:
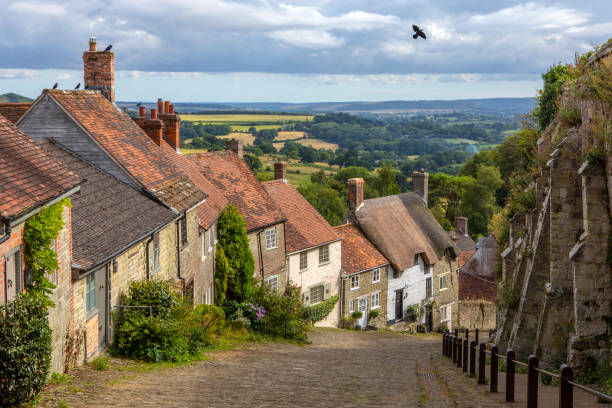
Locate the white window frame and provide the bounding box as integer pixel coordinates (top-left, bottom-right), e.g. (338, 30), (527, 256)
(310, 284), (324, 304)
(425, 277), (432, 298)
(348, 299), (354, 313)
(318, 245), (330, 265)
(440, 304), (451, 323)
(439, 274), (448, 291)
(265, 228), (277, 250)
(207, 228), (213, 253)
(299, 251), (308, 271)
(372, 268), (380, 283)
(371, 291), (380, 309)
(350, 275), (359, 290)
(200, 230), (206, 261)
(265, 274), (279, 292)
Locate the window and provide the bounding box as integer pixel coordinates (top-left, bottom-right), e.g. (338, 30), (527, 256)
(265, 228), (277, 250)
(414, 254), (420, 265)
(180, 218), (188, 246)
(439, 274), (448, 290)
(150, 233), (160, 275)
(203, 284), (213, 305)
(265, 275), (278, 292)
(348, 299), (354, 313)
(212, 223), (217, 244)
(440, 304), (451, 322)
(350, 275), (359, 290)
(4, 248), (22, 303)
(371, 292), (380, 309)
(426, 277), (432, 298)
(310, 284), (324, 304)
(86, 274), (95, 314)
(372, 268), (380, 283)
(207, 228), (213, 253)
(200, 230), (206, 260)
(318, 245), (329, 265)
(299, 251), (308, 271)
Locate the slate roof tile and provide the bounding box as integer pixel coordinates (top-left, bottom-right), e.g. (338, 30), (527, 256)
(262, 179), (338, 253)
(0, 115), (81, 219)
(333, 223), (389, 275)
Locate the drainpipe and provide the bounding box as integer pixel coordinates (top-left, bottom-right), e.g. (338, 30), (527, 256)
(0, 218), (11, 245)
(144, 235), (153, 280)
(176, 218), (185, 290)
(257, 230), (265, 280)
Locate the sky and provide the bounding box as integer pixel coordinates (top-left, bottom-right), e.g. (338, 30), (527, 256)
(0, 0), (610, 102)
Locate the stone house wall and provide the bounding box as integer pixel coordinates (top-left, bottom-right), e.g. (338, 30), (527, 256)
(248, 223), (287, 290)
(196, 220), (218, 305)
(344, 265), (388, 328)
(287, 240), (342, 327)
(178, 209), (206, 303)
(457, 300), (496, 330)
(432, 253), (459, 331)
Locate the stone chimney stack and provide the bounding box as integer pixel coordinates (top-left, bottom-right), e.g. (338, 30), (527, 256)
(83, 37), (115, 102)
(456, 216), (468, 235)
(273, 162), (287, 181)
(348, 178), (364, 211)
(412, 168), (429, 206)
(225, 139), (243, 158)
(158, 99), (181, 152)
(133, 108), (163, 146)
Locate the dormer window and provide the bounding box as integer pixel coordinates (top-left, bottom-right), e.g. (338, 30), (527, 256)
(265, 228), (277, 250)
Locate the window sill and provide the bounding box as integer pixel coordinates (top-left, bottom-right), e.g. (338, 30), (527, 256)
(266, 246), (278, 251)
(299, 268), (308, 273)
(439, 288), (448, 292)
(350, 287), (359, 291)
(371, 306), (380, 310)
(372, 280), (380, 284)
(318, 261), (330, 267)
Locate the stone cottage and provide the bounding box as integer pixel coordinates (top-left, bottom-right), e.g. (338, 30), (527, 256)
(187, 143), (288, 290)
(0, 114), (82, 373)
(334, 223), (390, 329)
(262, 162), (342, 326)
(345, 177), (459, 330)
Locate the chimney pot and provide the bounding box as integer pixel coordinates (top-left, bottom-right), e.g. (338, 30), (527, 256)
(164, 101), (171, 113)
(157, 98), (164, 114)
(456, 216), (468, 236)
(150, 108), (157, 119)
(138, 106), (146, 117)
(225, 139), (243, 158)
(348, 178), (364, 211)
(169, 104), (175, 114)
(412, 169), (429, 207)
(273, 162), (287, 181)
(88, 36), (97, 51)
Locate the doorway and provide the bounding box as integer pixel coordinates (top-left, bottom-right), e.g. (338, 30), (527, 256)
(395, 289), (404, 321)
(425, 305), (433, 332)
(357, 296), (368, 329)
(4, 248), (22, 303)
(93, 267), (107, 349)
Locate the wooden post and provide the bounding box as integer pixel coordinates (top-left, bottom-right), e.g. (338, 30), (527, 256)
(528, 355), (539, 408)
(463, 339), (468, 372)
(506, 349), (515, 402)
(465, 328), (469, 343)
(443, 333), (447, 356)
(478, 343), (486, 385)
(457, 338), (463, 368)
(454, 328), (458, 338)
(490, 345), (498, 393)
(475, 328), (479, 344)
(452, 336), (457, 363)
(559, 364), (573, 408)
(470, 341), (476, 377)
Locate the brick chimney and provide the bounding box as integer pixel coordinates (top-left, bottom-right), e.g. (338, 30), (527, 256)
(134, 108), (163, 146)
(225, 139), (243, 158)
(83, 37), (115, 102)
(273, 162), (287, 181)
(348, 178), (364, 211)
(412, 168), (429, 206)
(158, 99), (181, 152)
(456, 216), (468, 235)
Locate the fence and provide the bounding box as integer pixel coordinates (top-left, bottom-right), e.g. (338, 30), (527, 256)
(442, 330), (612, 407)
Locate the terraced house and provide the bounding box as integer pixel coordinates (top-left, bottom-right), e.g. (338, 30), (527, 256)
(187, 142), (288, 291)
(263, 162), (341, 326)
(0, 115), (82, 373)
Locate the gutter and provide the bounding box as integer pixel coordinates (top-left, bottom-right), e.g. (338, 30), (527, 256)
(176, 214), (185, 289)
(286, 238), (342, 256)
(257, 231), (265, 279)
(9, 184), (81, 227)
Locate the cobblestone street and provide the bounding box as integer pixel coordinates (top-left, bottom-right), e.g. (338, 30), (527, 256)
(39, 329), (594, 407)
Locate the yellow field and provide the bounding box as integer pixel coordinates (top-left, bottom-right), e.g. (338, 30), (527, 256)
(217, 132), (255, 146)
(276, 131), (305, 141)
(258, 156), (338, 188)
(180, 147), (209, 154)
(295, 138), (339, 151)
(230, 124), (280, 132)
(182, 114), (313, 123)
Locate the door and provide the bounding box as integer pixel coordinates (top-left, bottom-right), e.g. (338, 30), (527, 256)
(357, 297), (368, 329)
(4, 249), (21, 303)
(94, 267), (107, 349)
(395, 289), (404, 321)
(425, 305), (433, 332)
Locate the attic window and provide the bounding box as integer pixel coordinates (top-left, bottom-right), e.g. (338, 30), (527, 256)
(265, 228), (277, 250)
(414, 254), (420, 266)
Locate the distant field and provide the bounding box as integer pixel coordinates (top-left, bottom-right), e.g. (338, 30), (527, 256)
(182, 114), (313, 123)
(218, 132), (255, 145)
(230, 124), (280, 132)
(180, 147), (209, 155)
(295, 138), (339, 151)
(276, 131), (305, 141)
(259, 156), (338, 188)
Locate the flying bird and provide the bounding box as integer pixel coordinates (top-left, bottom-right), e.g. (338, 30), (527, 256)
(136, 102), (142, 107)
(412, 25), (426, 40)
(75, 83), (80, 90)
(104, 45), (112, 52)
(52, 83), (58, 89)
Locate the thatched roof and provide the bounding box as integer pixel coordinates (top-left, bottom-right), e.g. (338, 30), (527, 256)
(353, 192), (458, 270)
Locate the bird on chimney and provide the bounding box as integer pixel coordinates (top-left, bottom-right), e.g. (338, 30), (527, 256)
(104, 45), (112, 52)
(52, 83), (58, 89)
(412, 25), (426, 39)
(136, 102), (142, 107)
(75, 83), (81, 90)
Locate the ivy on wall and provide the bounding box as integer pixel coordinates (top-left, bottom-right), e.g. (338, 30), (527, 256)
(303, 295), (339, 324)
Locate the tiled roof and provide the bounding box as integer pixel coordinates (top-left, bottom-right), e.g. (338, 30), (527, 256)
(354, 193), (458, 270)
(262, 179), (338, 253)
(458, 250), (476, 268)
(458, 272), (496, 302)
(161, 143), (227, 229)
(462, 234), (499, 280)
(43, 90), (205, 212)
(333, 223), (389, 275)
(39, 140), (177, 271)
(186, 151), (285, 232)
(0, 103), (31, 124)
(449, 229), (476, 253)
(0, 115), (81, 219)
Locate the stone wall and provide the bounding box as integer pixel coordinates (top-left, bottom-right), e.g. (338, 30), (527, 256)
(248, 223), (287, 290)
(458, 300), (496, 330)
(433, 253), (459, 331)
(342, 265), (388, 328)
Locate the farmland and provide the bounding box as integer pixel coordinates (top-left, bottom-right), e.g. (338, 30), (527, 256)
(273, 138), (339, 151)
(182, 114), (313, 132)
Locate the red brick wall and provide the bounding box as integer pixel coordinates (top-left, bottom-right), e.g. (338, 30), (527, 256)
(0, 223), (25, 304)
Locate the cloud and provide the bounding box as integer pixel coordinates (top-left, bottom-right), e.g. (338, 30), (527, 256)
(0, 69), (39, 79)
(57, 72), (72, 80)
(268, 30), (345, 49)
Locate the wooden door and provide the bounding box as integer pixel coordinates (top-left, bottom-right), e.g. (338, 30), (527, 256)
(4, 249), (21, 303)
(395, 289), (403, 321)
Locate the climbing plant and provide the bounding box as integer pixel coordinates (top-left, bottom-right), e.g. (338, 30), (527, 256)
(303, 295), (339, 324)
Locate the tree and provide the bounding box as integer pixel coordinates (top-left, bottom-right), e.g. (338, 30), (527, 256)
(243, 154), (262, 172)
(298, 183), (348, 226)
(214, 245), (230, 305)
(459, 165), (503, 236)
(216, 206), (255, 303)
(371, 163), (400, 197)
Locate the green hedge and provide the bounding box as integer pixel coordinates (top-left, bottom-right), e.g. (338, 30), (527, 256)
(303, 295), (338, 324)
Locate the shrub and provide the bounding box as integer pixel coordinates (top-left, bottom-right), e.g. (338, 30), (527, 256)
(303, 295), (339, 324)
(90, 355), (109, 371)
(497, 282), (521, 311)
(193, 304), (226, 335)
(120, 280), (179, 320)
(405, 304), (419, 322)
(351, 311), (363, 319)
(0, 291), (52, 407)
(368, 309), (379, 319)
(342, 316), (356, 329)
(250, 284), (307, 342)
